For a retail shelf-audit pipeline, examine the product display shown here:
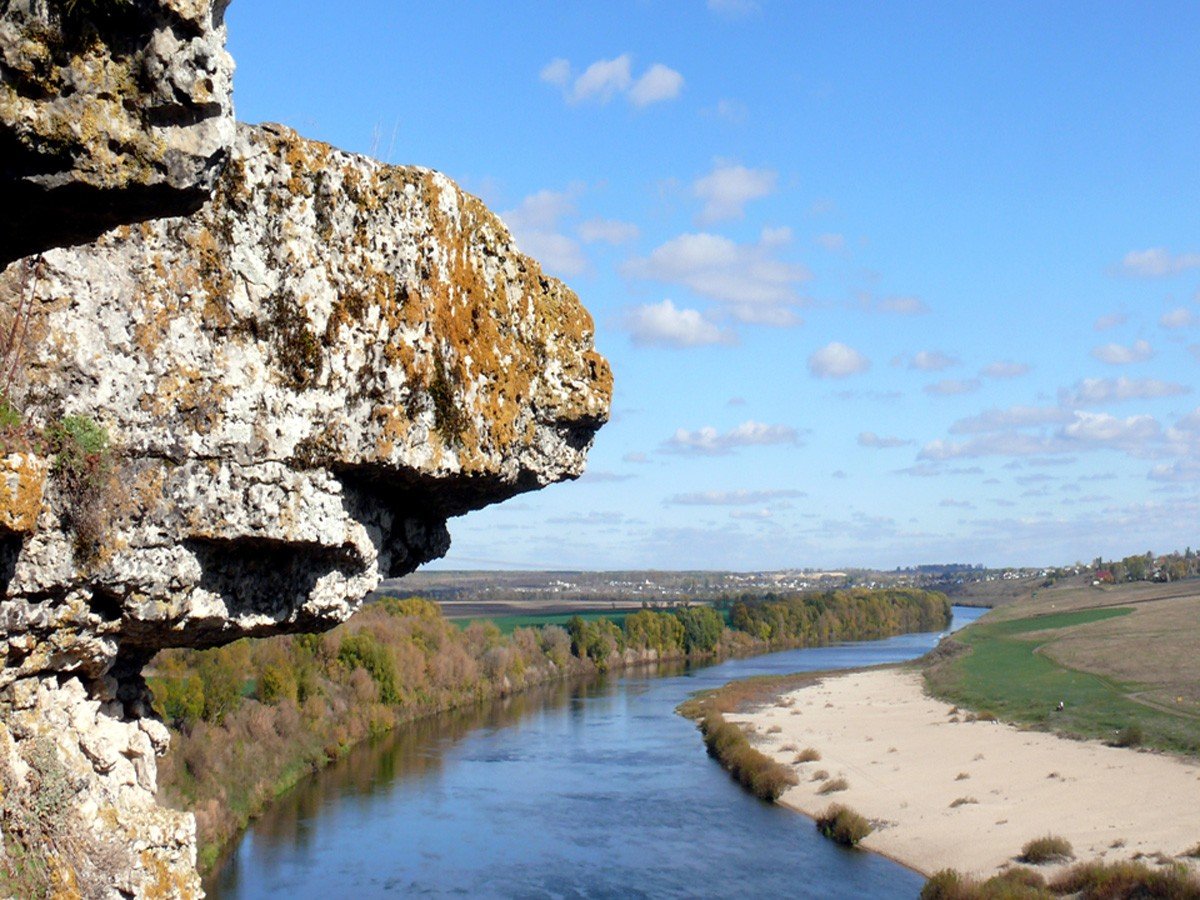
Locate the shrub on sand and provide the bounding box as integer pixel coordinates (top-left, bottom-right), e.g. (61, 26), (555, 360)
(1019, 834), (1073, 864)
(795, 747), (821, 763)
(698, 712), (797, 802)
(921, 867), (1049, 899)
(815, 804), (872, 847)
(818, 776), (849, 794)
(1049, 859), (1200, 897)
(1112, 724), (1143, 748)
(949, 796), (977, 808)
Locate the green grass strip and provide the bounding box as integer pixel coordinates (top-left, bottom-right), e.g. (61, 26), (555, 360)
(927, 607), (1200, 755)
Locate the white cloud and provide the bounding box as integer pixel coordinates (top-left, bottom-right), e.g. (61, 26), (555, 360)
(501, 187), (587, 277)
(950, 406), (1074, 434)
(857, 432), (913, 449)
(922, 412), (1162, 460)
(940, 498), (975, 509)
(1148, 460), (1200, 482)
(1120, 247), (1200, 277)
(981, 360), (1031, 379)
(1160, 306), (1199, 329)
(541, 55), (684, 108)
(664, 420), (801, 455)
(539, 58), (571, 88)
(1093, 312), (1127, 331)
(908, 350), (960, 372)
(924, 378), (981, 396)
(623, 299), (732, 348)
(571, 54), (632, 103)
(808, 342), (870, 378)
(630, 63), (684, 107)
(1091, 338), (1153, 365)
(875, 296), (930, 316)
(692, 162), (777, 224)
(665, 489), (805, 506)
(510, 231), (586, 277)
(623, 451), (649, 464)
(1062, 411), (1161, 448)
(578, 217), (639, 245)
(816, 233), (846, 252)
(1058, 377), (1189, 406)
(625, 231), (810, 324)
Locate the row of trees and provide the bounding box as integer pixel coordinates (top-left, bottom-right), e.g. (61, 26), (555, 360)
(149, 588), (950, 868)
(1092, 548), (1200, 584)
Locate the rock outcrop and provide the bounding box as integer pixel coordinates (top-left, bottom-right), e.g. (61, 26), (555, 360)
(0, 0), (235, 264)
(0, 22), (610, 896)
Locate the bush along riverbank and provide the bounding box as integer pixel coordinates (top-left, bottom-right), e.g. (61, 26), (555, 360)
(150, 589), (951, 870)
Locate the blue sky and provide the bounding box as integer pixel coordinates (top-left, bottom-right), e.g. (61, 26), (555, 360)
(228, 2), (1200, 570)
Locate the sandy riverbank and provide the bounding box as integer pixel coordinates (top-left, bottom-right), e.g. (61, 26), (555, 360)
(734, 668), (1200, 879)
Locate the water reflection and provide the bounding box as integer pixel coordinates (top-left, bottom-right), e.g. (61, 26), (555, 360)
(210, 607), (984, 899)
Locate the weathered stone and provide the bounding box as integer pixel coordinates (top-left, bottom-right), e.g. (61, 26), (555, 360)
(0, 115), (610, 896)
(0, 452), (45, 533)
(0, 0), (235, 263)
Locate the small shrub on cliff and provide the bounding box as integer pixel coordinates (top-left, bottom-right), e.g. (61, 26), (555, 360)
(46, 415), (112, 561)
(814, 804), (872, 847)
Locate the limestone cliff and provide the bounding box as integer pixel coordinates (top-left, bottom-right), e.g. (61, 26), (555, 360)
(0, 0), (235, 263)
(0, 6), (610, 895)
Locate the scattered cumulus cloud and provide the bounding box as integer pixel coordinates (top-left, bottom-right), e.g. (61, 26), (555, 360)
(1119, 247), (1200, 277)
(623, 299), (732, 348)
(808, 342), (870, 378)
(542, 54), (683, 107)
(629, 63), (685, 107)
(1093, 312), (1127, 331)
(857, 432), (913, 449)
(625, 230), (810, 325)
(875, 296), (930, 316)
(501, 187), (586, 277)
(578, 217), (639, 245)
(665, 489), (805, 506)
(663, 420), (802, 455)
(908, 350), (960, 372)
(1091, 339), (1153, 365)
(1160, 306), (1199, 329)
(921, 412), (1162, 460)
(622, 452), (649, 464)
(981, 360), (1031, 379)
(1058, 377), (1189, 406)
(924, 378), (981, 396)
(692, 161), (777, 224)
(1148, 460), (1200, 482)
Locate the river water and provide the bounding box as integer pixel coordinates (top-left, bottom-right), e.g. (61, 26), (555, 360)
(209, 606), (985, 899)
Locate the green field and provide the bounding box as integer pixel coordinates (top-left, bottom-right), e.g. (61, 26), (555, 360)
(925, 606), (1200, 755)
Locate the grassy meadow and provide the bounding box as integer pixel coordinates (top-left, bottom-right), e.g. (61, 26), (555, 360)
(925, 580), (1200, 756)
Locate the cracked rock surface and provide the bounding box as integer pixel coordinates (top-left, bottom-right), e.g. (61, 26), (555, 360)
(0, 0), (236, 263)
(0, 121), (610, 896)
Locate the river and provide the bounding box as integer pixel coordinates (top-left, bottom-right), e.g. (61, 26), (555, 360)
(208, 606), (985, 898)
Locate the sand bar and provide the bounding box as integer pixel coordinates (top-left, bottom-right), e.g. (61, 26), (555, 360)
(735, 668), (1200, 879)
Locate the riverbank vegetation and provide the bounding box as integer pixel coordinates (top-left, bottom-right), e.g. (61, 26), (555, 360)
(921, 860), (1200, 899)
(150, 587), (950, 869)
(814, 804), (872, 847)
